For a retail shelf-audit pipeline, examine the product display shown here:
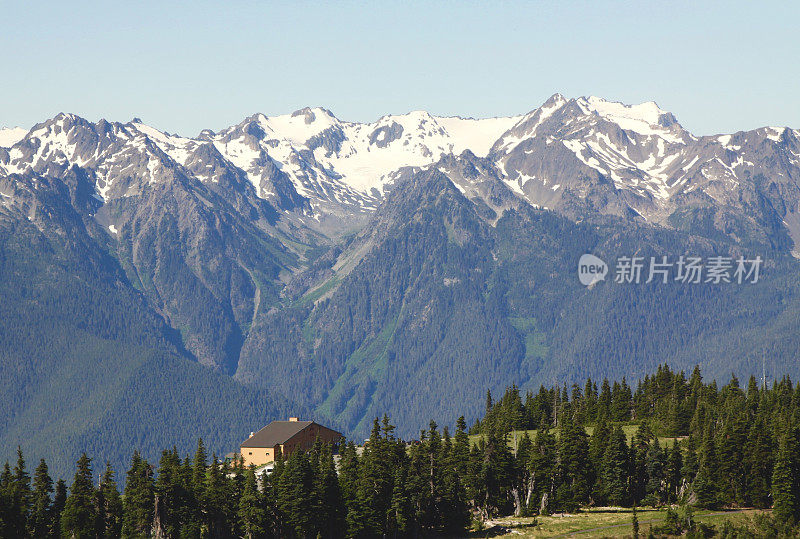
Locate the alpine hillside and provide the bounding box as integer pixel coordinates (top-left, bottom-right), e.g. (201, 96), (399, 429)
(2, 94), (800, 477)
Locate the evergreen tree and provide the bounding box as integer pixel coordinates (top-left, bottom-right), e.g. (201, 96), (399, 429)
(238, 468), (266, 539)
(744, 415), (774, 508)
(681, 435), (699, 484)
(556, 414), (591, 511)
(665, 440), (683, 503)
(121, 451), (154, 538)
(338, 442), (363, 538)
(191, 438), (208, 502)
(315, 442), (346, 538)
(153, 448), (186, 538)
(52, 479), (67, 538)
(3, 447), (32, 538)
(478, 428), (514, 517)
(452, 416), (471, 479)
(643, 440), (666, 506)
(276, 450), (315, 538)
(203, 455), (230, 537)
(0, 462), (10, 538)
(772, 427), (800, 525)
(388, 460), (412, 537)
(439, 426), (469, 533)
(61, 453), (97, 539)
(601, 426), (629, 506)
(354, 418), (395, 535)
(693, 426), (721, 509)
(588, 419), (611, 504)
(97, 462), (122, 539)
(30, 458), (53, 538)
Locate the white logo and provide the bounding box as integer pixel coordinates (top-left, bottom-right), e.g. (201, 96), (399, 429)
(578, 254), (608, 287)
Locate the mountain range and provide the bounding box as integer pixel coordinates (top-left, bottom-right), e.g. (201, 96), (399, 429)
(2, 94), (800, 477)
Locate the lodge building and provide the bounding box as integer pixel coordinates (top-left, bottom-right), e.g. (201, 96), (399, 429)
(239, 417), (343, 467)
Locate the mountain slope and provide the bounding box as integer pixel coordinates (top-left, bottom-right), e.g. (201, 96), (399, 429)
(0, 167), (300, 479)
(2, 95), (800, 454)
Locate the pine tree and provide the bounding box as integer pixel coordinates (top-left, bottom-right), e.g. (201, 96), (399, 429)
(440, 425), (469, 533)
(601, 426), (629, 506)
(452, 416), (471, 478)
(61, 453), (97, 539)
(556, 414), (591, 511)
(153, 448), (188, 537)
(354, 418), (394, 535)
(644, 440), (666, 506)
(0, 462), (10, 538)
(97, 462), (122, 539)
(238, 468), (266, 539)
(588, 418), (611, 504)
(203, 455), (230, 537)
(479, 428), (514, 517)
(261, 460), (282, 538)
(772, 427), (800, 525)
(692, 426), (720, 509)
(52, 479), (67, 538)
(121, 450), (154, 538)
(7, 447), (31, 537)
(665, 440), (683, 503)
(314, 442), (345, 538)
(30, 458), (53, 538)
(422, 420), (443, 530)
(597, 379), (612, 421)
(191, 438), (208, 503)
(388, 459), (412, 537)
(681, 435), (699, 484)
(530, 429), (556, 514)
(744, 415), (774, 508)
(276, 450), (315, 538)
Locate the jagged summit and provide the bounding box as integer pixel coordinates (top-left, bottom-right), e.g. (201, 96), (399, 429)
(2, 97), (799, 243)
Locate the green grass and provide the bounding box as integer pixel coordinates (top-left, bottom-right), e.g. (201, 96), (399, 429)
(482, 508), (764, 538)
(296, 275), (341, 306)
(315, 314), (400, 425)
(508, 317), (549, 360)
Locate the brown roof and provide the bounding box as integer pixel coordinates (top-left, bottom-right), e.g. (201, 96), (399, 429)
(241, 420), (314, 448)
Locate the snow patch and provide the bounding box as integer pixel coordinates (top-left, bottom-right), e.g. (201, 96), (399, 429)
(0, 127), (27, 148)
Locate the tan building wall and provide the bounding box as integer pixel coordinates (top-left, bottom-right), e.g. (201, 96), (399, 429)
(240, 445), (278, 467)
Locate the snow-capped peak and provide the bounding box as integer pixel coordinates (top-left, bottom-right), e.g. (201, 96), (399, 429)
(578, 96), (668, 126)
(254, 107), (341, 146)
(0, 127), (28, 148)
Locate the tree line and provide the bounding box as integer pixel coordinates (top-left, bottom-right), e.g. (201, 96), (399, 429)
(3, 364), (800, 537)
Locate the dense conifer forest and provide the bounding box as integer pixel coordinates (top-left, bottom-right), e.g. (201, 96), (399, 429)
(2, 364), (800, 537)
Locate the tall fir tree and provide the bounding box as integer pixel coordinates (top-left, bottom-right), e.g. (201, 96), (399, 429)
(556, 413), (591, 511)
(692, 425), (721, 509)
(52, 479), (67, 538)
(601, 426), (630, 506)
(30, 458), (53, 538)
(238, 468), (266, 539)
(772, 427), (800, 525)
(61, 453), (97, 539)
(665, 440), (683, 504)
(121, 450), (154, 538)
(97, 462), (123, 539)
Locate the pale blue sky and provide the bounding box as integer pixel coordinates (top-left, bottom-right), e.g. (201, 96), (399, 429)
(1, 1), (798, 137)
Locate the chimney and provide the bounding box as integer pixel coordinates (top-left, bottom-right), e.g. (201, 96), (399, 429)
(289, 417), (299, 422)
